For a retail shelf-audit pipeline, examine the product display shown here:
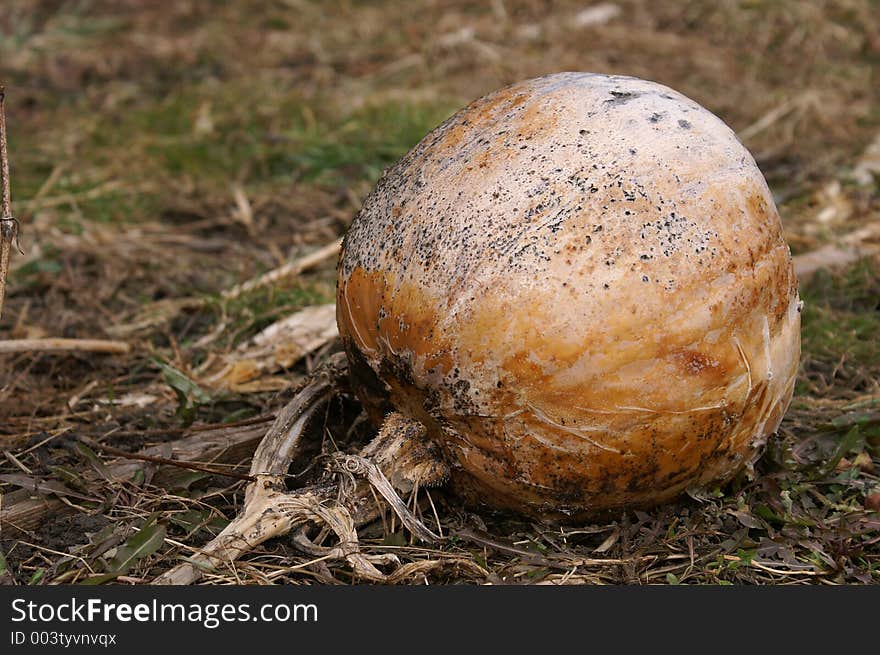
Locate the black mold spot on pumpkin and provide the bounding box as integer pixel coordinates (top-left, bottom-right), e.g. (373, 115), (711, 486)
(605, 90), (640, 106)
(678, 119), (692, 129)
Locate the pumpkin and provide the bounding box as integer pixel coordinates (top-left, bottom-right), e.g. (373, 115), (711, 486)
(337, 72), (800, 519)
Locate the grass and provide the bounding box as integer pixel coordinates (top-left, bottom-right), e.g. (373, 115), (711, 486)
(154, 90), (446, 183)
(11, 82), (453, 231)
(4, 76), (452, 355)
(798, 259), (880, 396)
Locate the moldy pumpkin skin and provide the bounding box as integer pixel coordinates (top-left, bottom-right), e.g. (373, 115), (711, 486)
(337, 72), (801, 520)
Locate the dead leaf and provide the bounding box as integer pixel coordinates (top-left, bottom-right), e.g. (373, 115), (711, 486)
(729, 508), (765, 529)
(218, 359), (261, 385)
(198, 303), (338, 391)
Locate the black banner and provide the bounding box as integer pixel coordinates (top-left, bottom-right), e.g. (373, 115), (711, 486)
(0, 585), (877, 651)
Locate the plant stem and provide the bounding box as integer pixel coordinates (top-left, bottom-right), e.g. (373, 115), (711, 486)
(0, 337), (131, 354)
(80, 437), (257, 482)
(0, 86), (18, 322)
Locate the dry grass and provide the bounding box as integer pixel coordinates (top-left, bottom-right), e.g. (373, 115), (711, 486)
(0, 0), (878, 585)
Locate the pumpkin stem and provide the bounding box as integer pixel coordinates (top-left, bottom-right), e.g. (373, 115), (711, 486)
(154, 363), (448, 584)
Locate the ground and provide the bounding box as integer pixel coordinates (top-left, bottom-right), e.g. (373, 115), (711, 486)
(0, 0), (878, 585)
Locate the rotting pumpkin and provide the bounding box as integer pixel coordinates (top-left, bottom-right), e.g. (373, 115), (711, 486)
(336, 72), (801, 521)
(156, 72), (801, 584)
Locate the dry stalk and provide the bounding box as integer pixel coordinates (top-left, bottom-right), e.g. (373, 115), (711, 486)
(0, 337), (130, 354)
(106, 239), (343, 339)
(220, 238), (341, 302)
(81, 437), (256, 482)
(154, 353), (448, 585)
(0, 86), (18, 322)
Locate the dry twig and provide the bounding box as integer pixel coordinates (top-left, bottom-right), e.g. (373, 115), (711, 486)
(220, 238), (341, 302)
(0, 86), (18, 322)
(105, 239), (343, 338)
(0, 337), (130, 354)
(80, 437), (256, 483)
